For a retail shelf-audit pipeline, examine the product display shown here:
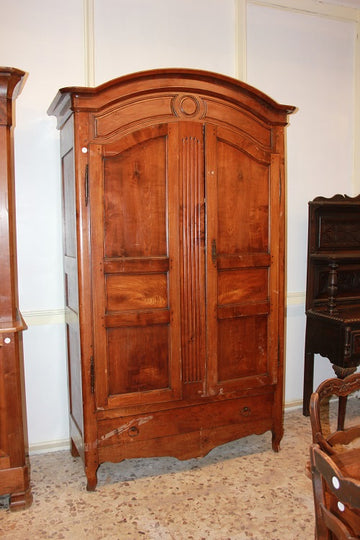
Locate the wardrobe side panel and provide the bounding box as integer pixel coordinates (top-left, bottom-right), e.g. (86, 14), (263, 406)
(60, 116), (83, 437)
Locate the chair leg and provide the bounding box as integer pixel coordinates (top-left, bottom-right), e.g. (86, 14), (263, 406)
(337, 395), (347, 432)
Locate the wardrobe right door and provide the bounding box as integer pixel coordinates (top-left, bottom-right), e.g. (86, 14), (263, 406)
(205, 123), (281, 397)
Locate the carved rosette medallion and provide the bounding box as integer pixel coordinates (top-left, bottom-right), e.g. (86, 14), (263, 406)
(171, 94), (206, 119)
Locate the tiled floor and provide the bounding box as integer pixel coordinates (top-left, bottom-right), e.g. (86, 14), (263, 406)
(0, 407), (318, 539)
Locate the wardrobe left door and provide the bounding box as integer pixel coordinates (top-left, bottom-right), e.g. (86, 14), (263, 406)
(89, 124), (183, 412)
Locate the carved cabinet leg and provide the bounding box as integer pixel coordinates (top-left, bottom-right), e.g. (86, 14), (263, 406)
(85, 464), (99, 492)
(9, 488), (33, 512)
(271, 426), (283, 452)
(303, 350), (315, 416)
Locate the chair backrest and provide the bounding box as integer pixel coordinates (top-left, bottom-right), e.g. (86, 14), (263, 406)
(310, 443), (360, 539)
(310, 372), (360, 455)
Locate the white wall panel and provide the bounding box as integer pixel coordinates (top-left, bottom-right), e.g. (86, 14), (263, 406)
(247, 5), (355, 293)
(93, 0), (236, 84)
(0, 0), (84, 310)
(22, 324), (69, 448)
(246, 4), (356, 402)
(0, 0), (84, 446)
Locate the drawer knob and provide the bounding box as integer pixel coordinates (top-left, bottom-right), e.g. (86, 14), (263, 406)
(241, 406), (251, 417)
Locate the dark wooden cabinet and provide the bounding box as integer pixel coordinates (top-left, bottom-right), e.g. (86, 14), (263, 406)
(0, 67), (32, 510)
(48, 69), (295, 490)
(303, 194), (360, 418)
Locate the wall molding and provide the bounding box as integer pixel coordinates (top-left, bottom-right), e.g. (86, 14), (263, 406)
(287, 292), (305, 306)
(247, 0), (359, 21)
(22, 309), (66, 326)
(22, 293), (305, 327)
(84, 0), (95, 86)
(234, 0), (247, 81)
(29, 437), (70, 455)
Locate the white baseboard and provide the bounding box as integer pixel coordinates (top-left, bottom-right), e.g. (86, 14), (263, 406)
(22, 308), (66, 326)
(29, 438), (70, 455)
(284, 399), (303, 411)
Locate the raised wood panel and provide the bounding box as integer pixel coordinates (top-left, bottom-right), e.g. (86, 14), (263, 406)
(107, 325), (170, 395)
(316, 209), (360, 251)
(218, 268), (268, 305)
(218, 316), (268, 382)
(95, 95), (174, 138)
(106, 273), (168, 312)
(206, 99), (272, 149)
(62, 149), (76, 258)
(64, 256), (78, 313)
(104, 134), (167, 258)
(217, 141), (269, 255)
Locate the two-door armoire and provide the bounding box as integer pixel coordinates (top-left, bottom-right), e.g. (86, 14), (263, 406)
(48, 69), (295, 490)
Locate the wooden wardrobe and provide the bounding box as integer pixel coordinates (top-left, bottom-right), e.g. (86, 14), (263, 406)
(48, 69), (295, 490)
(0, 67), (32, 509)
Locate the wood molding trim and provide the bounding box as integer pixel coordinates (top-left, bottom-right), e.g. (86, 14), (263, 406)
(234, 0), (247, 81)
(83, 0), (95, 86)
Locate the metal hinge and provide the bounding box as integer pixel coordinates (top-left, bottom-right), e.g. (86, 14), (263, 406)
(85, 164), (89, 206)
(90, 356), (95, 394)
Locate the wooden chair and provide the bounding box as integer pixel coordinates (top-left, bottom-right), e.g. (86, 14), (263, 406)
(309, 372), (360, 455)
(310, 443), (360, 539)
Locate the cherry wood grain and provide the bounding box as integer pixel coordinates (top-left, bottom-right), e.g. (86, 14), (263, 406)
(0, 67), (32, 510)
(49, 68), (294, 490)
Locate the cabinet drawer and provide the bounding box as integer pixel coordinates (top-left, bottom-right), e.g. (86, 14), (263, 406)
(97, 394), (273, 447)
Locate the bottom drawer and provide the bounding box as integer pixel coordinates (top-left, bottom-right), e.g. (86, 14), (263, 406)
(97, 393), (274, 449)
